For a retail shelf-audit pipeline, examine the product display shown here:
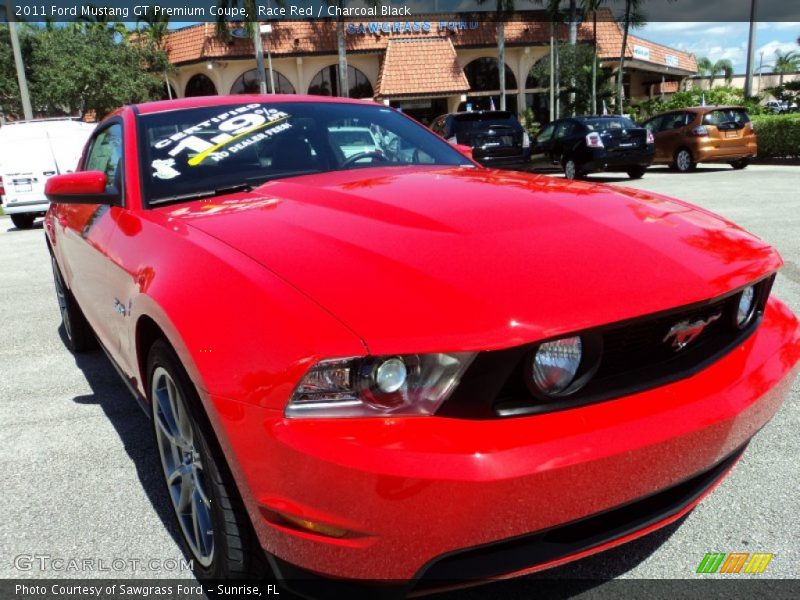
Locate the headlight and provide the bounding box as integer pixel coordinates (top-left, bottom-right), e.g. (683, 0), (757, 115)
(736, 285), (756, 328)
(530, 336), (583, 396)
(286, 352), (476, 418)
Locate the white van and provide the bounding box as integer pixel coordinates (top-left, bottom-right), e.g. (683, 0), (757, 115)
(0, 118), (95, 229)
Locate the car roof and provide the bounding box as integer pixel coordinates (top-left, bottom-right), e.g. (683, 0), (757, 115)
(134, 94), (381, 116)
(449, 110), (514, 118)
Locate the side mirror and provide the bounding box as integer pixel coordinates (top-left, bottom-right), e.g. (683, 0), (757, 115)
(453, 143), (474, 160)
(45, 171), (120, 205)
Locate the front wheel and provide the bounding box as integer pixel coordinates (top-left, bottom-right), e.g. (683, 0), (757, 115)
(729, 158), (750, 170)
(673, 148), (696, 173)
(563, 158), (582, 180)
(10, 214), (36, 229)
(148, 340), (263, 579)
(626, 166), (647, 179)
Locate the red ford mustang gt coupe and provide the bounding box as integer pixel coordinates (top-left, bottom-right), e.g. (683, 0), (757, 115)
(44, 96), (799, 595)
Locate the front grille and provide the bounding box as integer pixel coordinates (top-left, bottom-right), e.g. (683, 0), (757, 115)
(437, 277), (774, 419)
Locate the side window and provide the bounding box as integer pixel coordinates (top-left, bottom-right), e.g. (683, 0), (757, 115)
(662, 113), (685, 131)
(84, 124), (123, 194)
(536, 123), (555, 143)
(554, 121), (575, 139)
(644, 116), (662, 133)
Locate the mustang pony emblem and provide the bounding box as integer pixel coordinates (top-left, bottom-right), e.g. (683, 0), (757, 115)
(663, 313), (721, 350)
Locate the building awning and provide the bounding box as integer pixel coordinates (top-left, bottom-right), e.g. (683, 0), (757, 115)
(375, 38), (469, 99)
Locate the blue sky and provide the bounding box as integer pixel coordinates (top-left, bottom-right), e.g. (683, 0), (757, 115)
(639, 22), (800, 73)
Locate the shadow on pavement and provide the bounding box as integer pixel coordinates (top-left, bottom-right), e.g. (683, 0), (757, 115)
(63, 325), (186, 556)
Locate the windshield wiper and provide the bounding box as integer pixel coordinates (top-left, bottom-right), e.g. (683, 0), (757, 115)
(149, 182), (258, 207)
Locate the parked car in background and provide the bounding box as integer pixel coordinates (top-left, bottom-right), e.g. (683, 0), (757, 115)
(530, 115), (654, 179)
(642, 106), (756, 172)
(430, 110), (531, 168)
(44, 95), (800, 594)
(0, 118), (95, 229)
(327, 126), (383, 159)
(763, 99), (796, 114)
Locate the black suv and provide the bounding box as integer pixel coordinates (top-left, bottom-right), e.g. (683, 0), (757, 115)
(430, 111), (531, 168)
(531, 115), (655, 179)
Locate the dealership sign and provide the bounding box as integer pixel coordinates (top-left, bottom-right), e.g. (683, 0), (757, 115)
(347, 21), (480, 35)
(632, 44), (651, 60)
(665, 54), (680, 67)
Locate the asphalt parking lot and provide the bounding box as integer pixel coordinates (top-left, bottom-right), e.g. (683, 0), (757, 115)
(0, 164), (798, 595)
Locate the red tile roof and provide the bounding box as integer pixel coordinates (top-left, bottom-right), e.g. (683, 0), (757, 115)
(376, 38), (469, 97)
(164, 12), (696, 75)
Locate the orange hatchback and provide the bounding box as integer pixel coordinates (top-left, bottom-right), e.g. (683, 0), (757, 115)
(642, 106), (757, 172)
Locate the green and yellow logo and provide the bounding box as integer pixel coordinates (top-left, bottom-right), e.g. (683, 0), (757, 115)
(697, 552), (773, 574)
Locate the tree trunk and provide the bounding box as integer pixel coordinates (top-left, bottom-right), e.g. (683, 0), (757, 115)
(617, 0), (631, 114)
(498, 21), (506, 111)
(591, 9), (597, 115)
(337, 17), (348, 97)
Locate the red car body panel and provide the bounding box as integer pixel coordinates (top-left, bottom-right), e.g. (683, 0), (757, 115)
(44, 96), (800, 588)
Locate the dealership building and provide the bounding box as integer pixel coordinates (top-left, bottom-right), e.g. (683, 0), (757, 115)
(163, 12), (697, 123)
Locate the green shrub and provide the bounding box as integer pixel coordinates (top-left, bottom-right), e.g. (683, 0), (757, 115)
(751, 114), (800, 158)
(627, 86), (766, 122)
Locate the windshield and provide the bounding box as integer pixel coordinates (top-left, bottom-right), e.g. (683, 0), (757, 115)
(139, 102), (472, 205)
(582, 117), (637, 131)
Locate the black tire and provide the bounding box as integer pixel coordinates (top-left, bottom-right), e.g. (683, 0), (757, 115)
(51, 256), (97, 353)
(10, 214), (36, 229)
(673, 148), (696, 173)
(147, 339), (264, 580)
(563, 158), (583, 180)
(627, 166), (647, 179)
(729, 158), (749, 170)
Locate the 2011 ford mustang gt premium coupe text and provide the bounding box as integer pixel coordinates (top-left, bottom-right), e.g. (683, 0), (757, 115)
(45, 96), (800, 596)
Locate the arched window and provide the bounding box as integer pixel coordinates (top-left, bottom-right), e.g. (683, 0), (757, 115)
(184, 74), (217, 97)
(526, 57), (549, 90)
(464, 57), (518, 92)
(230, 69), (296, 94)
(308, 65), (373, 98)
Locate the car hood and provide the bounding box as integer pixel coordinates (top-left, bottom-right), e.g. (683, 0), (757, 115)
(166, 166), (781, 354)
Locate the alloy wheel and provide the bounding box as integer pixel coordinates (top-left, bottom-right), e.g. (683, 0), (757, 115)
(152, 366), (215, 567)
(676, 150), (692, 172)
(565, 160), (577, 179)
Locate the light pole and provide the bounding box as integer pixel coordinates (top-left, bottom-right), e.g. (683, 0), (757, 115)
(743, 0), (758, 99)
(251, 24), (267, 94)
(261, 23), (275, 93)
(6, 0), (33, 119)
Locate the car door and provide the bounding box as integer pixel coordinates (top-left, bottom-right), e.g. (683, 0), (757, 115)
(530, 122), (556, 169)
(552, 120), (579, 165)
(653, 112), (687, 162)
(49, 122), (123, 351)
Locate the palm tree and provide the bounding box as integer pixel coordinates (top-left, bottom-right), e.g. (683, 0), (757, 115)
(698, 57), (734, 88)
(581, 0), (607, 114)
(616, 0), (646, 114)
(214, 1), (277, 94)
(477, 0), (518, 111)
(771, 49), (800, 86)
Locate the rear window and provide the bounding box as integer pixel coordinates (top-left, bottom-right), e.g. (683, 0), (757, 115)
(583, 117), (637, 131)
(703, 109), (750, 127)
(452, 112), (521, 134)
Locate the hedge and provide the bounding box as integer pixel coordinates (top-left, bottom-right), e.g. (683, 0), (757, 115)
(751, 114), (800, 159)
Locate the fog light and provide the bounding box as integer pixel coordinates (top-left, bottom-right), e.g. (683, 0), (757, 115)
(737, 286), (756, 327)
(532, 336), (583, 395)
(375, 357), (407, 393)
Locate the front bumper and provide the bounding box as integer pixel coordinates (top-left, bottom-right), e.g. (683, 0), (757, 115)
(3, 199), (49, 215)
(209, 296), (800, 584)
